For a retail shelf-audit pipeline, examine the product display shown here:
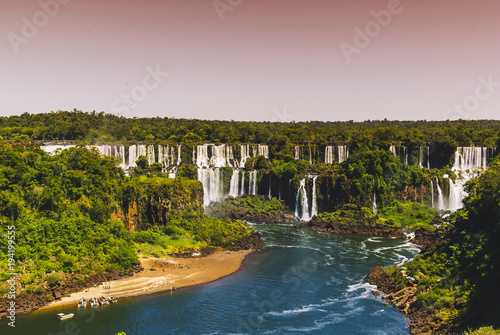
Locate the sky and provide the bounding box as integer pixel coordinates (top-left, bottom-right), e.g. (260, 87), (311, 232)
(1, 0), (499, 122)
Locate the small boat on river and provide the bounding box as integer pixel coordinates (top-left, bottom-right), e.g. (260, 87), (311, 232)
(98, 295), (109, 306)
(77, 297), (86, 308)
(57, 313), (74, 320)
(89, 296), (99, 307)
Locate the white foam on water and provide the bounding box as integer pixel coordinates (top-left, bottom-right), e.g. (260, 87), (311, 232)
(366, 237), (384, 243)
(404, 231), (416, 240)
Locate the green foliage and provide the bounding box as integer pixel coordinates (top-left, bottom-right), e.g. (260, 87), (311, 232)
(44, 272), (63, 286)
(0, 146), (255, 297)
(383, 156), (500, 331)
(378, 201), (440, 231)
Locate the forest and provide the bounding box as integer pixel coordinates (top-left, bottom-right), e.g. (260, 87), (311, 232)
(1, 110), (500, 148)
(1, 111), (500, 333)
(0, 145), (252, 298)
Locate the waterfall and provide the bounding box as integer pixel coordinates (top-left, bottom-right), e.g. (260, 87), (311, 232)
(240, 145), (251, 168)
(448, 147), (492, 212)
(268, 175), (272, 199)
(453, 147), (489, 171)
(419, 146), (430, 169)
(196, 144), (227, 168)
(390, 146), (408, 165)
(229, 169), (240, 197)
(254, 144), (269, 158)
(146, 145), (155, 165)
(390, 145), (396, 156)
(240, 171), (246, 195)
(128, 144), (147, 167)
(158, 145), (182, 173)
(338, 146), (349, 163)
(295, 178), (310, 221)
(447, 177), (462, 212)
(311, 176), (318, 217)
(308, 146), (312, 164)
(294, 146), (300, 160)
(325, 146), (348, 164)
(196, 144), (238, 206)
(325, 146), (334, 164)
(198, 168), (224, 207)
(249, 171), (257, 195)
(436, 177), (444, 210)
(372, 179), (378, 215)
(40, 144), (76, 155)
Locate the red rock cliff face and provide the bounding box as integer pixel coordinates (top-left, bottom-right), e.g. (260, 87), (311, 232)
(113, 178), (204, 231)
(112, 200), (139, 232)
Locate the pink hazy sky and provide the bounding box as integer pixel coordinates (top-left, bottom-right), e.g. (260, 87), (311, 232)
(1, 0), (499, 121)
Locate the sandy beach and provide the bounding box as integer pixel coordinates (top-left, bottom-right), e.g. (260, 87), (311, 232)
(39, 249), (252, 311)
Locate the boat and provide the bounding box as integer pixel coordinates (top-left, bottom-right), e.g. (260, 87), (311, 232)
(98, 295), (109, 306)
(89, 296), (99, 307)
(107, 296), (117, 303)
(77, 297), (86, 308)
(57, 313), (75, 320)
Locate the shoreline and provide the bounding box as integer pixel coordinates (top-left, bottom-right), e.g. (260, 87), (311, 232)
(36, 249), (253, 313)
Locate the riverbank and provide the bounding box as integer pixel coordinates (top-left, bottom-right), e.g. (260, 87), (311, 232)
(37, 249), (253, 312)
(366, 227), (452, 334)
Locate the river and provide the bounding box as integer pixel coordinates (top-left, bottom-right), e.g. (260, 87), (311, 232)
(1, 222), (419, 334)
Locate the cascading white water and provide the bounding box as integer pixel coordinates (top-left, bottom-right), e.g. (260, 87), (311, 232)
(325, 146), (334, 164)
(253, 144), (269, 158)
(419, 147), (430, 169)
(128, 144), (147, 167)
(146, 145), (155, 165)
(436, 177), (444, 210)
(447, 177), (461, 213)
(338, 146), (348, 163)
(229, 169), (240, 197)
(390, 146), (408, 165)
(158, 145), (182, 175)
(40, 144), (76, 155)
(372, 179), (378, 215)
(325, 146), (348, 164)
(240, 170), (246, 195)
(295, 178), (310, 221)
(240, 145), (251, 168)
(294, 146), (300, 160)
(447, 147), (492, 212)
(389, 145), (396, 156)
(198, 167), (224, 207)
(249, 170), (257, 195)
(311, 176), (318, 217)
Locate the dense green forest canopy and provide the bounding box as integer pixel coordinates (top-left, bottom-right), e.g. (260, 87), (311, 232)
(0, 146), (252, 296)
(1, 110), (500, 148)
